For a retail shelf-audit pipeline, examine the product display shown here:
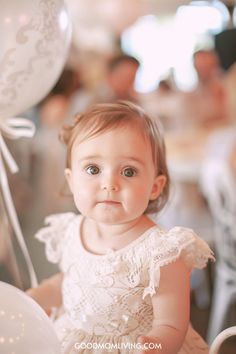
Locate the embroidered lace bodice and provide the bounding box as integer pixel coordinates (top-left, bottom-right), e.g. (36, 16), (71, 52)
(36, 213), (214, 353)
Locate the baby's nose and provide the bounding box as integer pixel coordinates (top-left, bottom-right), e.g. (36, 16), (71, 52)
(101, 174), (119, 191)
(101, 183), (119, 192)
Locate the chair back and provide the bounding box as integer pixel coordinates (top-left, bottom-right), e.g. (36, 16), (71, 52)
(200, 131), (236, 270)
(209, 326), (236, 354)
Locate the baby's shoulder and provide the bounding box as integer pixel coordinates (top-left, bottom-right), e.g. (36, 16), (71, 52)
(145, 225), (214, 269)
(141, 225), (214, 299)
(35, 212), (80, 263)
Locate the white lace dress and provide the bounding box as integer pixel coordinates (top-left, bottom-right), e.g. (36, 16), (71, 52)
(36, 213), (214, 354)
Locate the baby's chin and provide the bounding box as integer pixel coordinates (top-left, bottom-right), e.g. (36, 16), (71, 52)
(86, 209), (131, 226)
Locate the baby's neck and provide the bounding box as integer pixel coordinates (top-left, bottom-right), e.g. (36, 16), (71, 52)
(81, 215), (155, 254)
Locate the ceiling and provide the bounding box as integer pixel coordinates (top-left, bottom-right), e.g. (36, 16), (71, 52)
(64, 0), (234, 64)
(65, 0), (191, 53)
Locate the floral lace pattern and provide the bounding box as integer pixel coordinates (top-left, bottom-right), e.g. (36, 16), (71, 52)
(36, 213), (214, 353)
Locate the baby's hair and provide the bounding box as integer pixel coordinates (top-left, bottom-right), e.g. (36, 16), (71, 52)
(60, 101), (170, 213)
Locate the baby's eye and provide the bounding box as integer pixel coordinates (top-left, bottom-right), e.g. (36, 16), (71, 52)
(122, 167), (137, 177)
(85, 165), (100, 175)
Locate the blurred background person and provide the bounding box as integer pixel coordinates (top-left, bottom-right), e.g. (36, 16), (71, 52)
(214, 2), (236, 72)
(38, 68), (81, 126)
(178, 49), (228, 130)
(30, 68), (80, 221)
(14, 68), (80, 281)
(69, 53), (140, 115)
(140, 77), (185, 131)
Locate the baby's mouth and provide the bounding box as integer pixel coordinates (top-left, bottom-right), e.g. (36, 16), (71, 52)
(99, 200), (120, 205)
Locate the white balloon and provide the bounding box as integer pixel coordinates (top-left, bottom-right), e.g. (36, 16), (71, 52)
(0, 0), (71, 121)
(0, 281), (60, 354)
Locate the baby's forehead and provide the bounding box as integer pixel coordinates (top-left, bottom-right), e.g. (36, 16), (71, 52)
(70, 129), (155, 171)
(70, 125), (152, 159)
(75, 121), (148, 143)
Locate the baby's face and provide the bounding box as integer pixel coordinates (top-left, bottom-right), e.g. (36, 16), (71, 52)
(65, 125), (165, 225)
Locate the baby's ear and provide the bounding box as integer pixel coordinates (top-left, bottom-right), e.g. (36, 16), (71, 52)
(64, 168), (73, 193)
(150, 175), (166, 200)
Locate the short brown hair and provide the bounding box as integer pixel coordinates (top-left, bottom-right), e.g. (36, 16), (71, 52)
(107, 54), (140, 72)
(60, 101), (170, 213)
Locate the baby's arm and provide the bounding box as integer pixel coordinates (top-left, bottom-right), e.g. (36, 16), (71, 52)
(137, 258), (190, 354)
(26, 272), (63, 314)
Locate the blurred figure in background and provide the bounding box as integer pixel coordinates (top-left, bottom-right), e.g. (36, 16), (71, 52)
(214, 3), (236, 72)
(31, 68), (80, 219)
(69, 53), (140, 115)
(224, 59), (236, 124)
(21, 68), (79, 281)
(104, 54), (140, 101)
(4, 68), (80, 283)
(39, 67), (81, 126)
(140, 78), (185, 131)
(189, 49), (228, 128)
(141, 49), (229, 132)
(213, 1), (236, 123)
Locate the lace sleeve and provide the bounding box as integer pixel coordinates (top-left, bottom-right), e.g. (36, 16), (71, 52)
(143, 227), (215, 299)
(35, 212), (76, 264)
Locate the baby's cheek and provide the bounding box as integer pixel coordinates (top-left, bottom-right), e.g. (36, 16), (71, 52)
(73, 192), (90, 211)
(130, 191), (150, 212)
(136, 187), (151, 202)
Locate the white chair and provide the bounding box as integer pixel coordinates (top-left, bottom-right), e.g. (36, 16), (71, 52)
(209, 326), (236, 354)
(200, 135), (236, 345)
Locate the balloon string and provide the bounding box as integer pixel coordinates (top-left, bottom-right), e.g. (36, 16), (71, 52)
(0, 121), (38, 288)
(0, 134), (19, 173)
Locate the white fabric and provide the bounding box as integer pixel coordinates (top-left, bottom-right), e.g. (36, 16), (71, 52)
(200, 127), (236, 230)
(36, 213), (214, 353)
(203, 127), (236, 161)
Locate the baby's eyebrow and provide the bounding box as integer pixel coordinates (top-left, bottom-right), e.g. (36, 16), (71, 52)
(77, 155), (103, 164)
(77, 155), (145, 166)
(78, 155), (100, 161)
(124, 156), (145, 166)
